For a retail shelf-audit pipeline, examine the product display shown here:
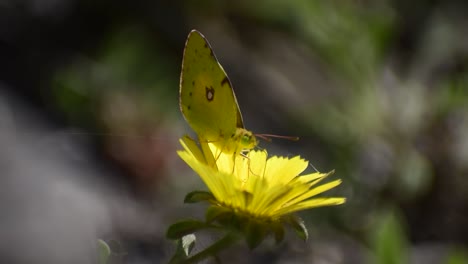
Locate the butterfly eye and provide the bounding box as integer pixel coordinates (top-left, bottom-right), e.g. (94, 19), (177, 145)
(241, 134), (252, 145)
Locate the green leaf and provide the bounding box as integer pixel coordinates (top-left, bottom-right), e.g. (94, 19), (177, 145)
(271, 221), (285, 244)
(168, 234), (197, 263)
(168, 238), (189, 264)
(181, 234), (196, 256)
(206, 206), (234, 224)
(184, 191), (215, 203)
(166, 219), (210, 240)
(97, 239), (111, 264)
(286, 215), (308, 241)
(245, 221), (268, 250)
(179, 233), (240, 264)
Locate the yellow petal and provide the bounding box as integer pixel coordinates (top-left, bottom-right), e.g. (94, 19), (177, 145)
(286, 179), (343, 207)
(273, 197), (346, 216)
(265, 155), (308, 185)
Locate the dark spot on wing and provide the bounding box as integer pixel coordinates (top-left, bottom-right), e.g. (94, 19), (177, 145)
(189, 92), (192, 97)
(221, 77), (229, 87)
(192, 81), (195, 86)
(205, 86), (215, 102)
(188, 105), (191, 110)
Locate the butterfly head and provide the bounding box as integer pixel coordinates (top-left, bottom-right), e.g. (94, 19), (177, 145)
(237, 129), (257, 150)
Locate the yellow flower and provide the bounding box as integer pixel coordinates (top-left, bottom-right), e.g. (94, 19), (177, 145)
(177, 136), (345, 221)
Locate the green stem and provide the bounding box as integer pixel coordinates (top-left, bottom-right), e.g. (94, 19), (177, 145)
(183, 232), (240, 264)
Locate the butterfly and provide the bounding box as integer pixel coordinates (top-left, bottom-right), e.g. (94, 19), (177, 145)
(179, 30), (257, 160)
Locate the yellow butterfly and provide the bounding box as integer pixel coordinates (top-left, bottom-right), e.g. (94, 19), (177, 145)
(179, 30), (257, 160)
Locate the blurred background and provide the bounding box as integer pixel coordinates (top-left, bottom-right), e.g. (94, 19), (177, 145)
(1, 0), (468, 263)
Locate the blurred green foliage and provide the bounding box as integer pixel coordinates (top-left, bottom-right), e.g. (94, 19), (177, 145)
(53, 27), (179, 128)
(44, 0), (468, 262)
(370, 210), (409, 264)
(446, 248), (468, 264)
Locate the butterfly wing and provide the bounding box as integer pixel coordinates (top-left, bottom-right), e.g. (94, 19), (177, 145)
(179, 30), (244, 143)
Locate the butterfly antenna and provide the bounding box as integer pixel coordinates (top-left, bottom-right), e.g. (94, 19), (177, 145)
(255, 134), (272, 142)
